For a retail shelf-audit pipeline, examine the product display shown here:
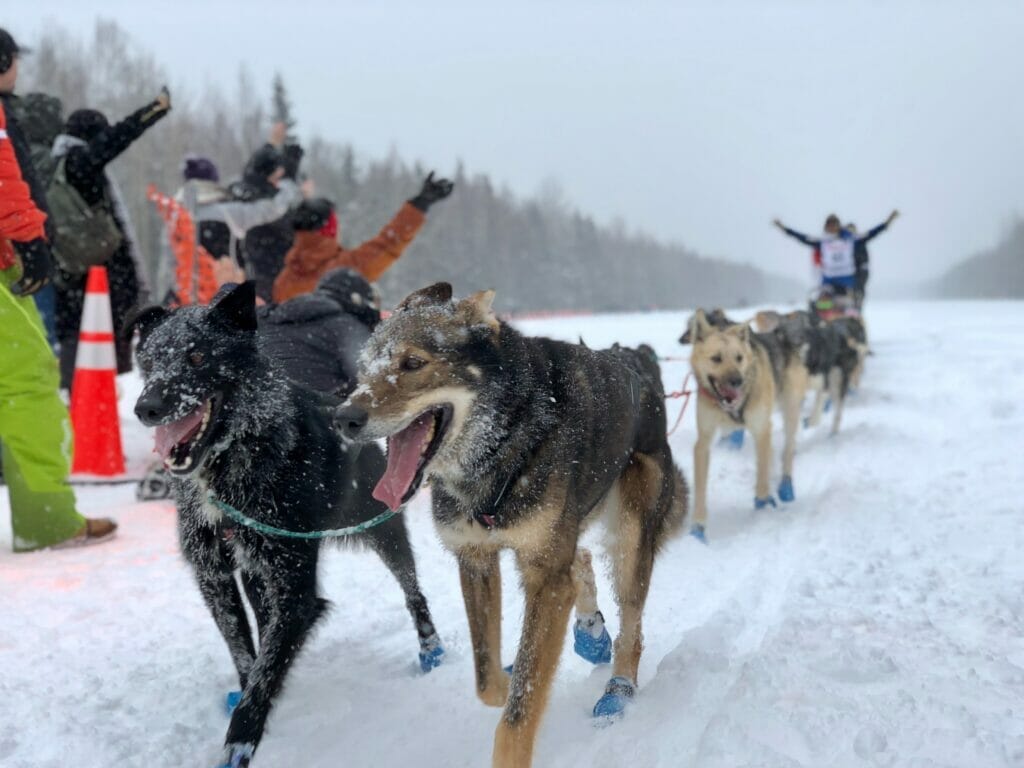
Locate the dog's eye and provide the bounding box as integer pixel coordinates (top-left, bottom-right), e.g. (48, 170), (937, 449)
(736, 355), (743, 363)
(189, 352), (205, 368)
(710, 354), (722, 364)
(400, 356), (426, 372)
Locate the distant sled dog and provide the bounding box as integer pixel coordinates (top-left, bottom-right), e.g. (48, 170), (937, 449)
(336, 282), (687, 768)
(128, 283), (442, 768)
(689, 308), (808, 539)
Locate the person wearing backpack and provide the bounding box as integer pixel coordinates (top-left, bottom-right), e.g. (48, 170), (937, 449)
(50, 89), (171, 389)
(0, 27), (118, 549)
(8, 90), (63, 349)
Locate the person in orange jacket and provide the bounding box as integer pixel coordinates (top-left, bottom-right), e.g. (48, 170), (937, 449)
(272, 171), (453, 303)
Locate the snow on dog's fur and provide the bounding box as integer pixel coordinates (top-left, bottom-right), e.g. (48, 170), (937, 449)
(128, 282), (442, 767)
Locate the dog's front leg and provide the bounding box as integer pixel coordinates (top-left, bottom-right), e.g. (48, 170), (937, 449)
(183, 531), (257, 689)
(458, 547), (508, 707)
(493, 560), (574, 768)
(749, 412), (773, 501)
(224, 551), (327, 765)
(692, 415), (714, 528)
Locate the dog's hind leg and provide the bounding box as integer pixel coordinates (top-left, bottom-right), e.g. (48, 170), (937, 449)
(806, 375), (826, 427)
(571, 547), (612, 664)
(459, 547), (509, 708)
(223, 547), (327, 765)
(367, 517), (444, 672)
(240, 572), (269, 645)
(494, 554), (575, 768)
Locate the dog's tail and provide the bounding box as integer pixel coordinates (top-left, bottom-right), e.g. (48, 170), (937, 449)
(653, 460), (688, 551)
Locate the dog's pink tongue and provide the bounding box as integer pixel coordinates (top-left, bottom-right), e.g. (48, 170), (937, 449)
(373, 414), (433, 511)
(154, 405), (205, 460)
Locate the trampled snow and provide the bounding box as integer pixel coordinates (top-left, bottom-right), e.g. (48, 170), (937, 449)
(2, 301), (1022, 767)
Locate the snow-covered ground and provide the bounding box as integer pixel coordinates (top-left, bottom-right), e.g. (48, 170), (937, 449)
(2, 301), (1023, 768)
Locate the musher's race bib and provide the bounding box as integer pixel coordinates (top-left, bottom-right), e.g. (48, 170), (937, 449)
(820, 237), (855, 278)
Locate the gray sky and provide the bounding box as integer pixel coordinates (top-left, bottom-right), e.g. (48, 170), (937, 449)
(21, 0), (1024, 287)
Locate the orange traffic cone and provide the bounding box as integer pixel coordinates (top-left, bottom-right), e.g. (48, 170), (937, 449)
(70, 266), (126, 477)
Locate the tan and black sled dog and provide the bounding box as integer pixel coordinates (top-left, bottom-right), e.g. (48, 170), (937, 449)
(336, 283), (687, 768)
(688, 308), (807, 541)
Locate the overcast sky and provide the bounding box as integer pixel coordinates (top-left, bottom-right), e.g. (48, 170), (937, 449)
(20, 0), (1024, 287)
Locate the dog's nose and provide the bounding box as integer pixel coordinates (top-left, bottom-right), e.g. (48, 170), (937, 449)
(134, 391), (168, 426)
(727, 375), (743, 389)
(335, 404), (368, 439)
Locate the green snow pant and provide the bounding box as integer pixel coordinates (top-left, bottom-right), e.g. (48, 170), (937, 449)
(1, 267), (84, 551)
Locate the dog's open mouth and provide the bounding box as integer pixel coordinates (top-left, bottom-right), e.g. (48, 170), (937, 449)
(154, 397), (218, 474)
(373, 405), (453, 511)
(710, 377), (743, 409)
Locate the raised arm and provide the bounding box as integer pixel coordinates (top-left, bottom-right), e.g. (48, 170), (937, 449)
(773, 219), (820, 247)
(74, 88), (171, 173)
(206, 179), (303, 237)
(858, 209), (899, 243)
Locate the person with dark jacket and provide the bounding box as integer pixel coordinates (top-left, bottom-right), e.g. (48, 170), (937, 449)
(232, 131), (304, 302)
(272, 172), (453, 303)
(0, 27), (117, 549)
(52, 90), (170, 388)
(258, 267), (381, 398)
(845, 219), (894, 308)
(773, 210), (898, 295)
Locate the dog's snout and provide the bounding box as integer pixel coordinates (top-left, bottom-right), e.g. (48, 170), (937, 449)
(134, 391), (168, 426)
(727, 375), (743, 389)
(335, 405), (369, 439)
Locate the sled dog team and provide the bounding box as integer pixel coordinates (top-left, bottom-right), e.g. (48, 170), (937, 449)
(129, 283), (864, 767)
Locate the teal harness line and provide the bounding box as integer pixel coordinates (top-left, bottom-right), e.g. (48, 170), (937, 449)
(209, 496), (397, 539)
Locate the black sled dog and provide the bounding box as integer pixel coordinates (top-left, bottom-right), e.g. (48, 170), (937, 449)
(336, 283), (687, 768)
(128, 283), (442, 767)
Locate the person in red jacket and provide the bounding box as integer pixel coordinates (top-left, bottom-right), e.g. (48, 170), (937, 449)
(272, 172), (453, 303)
(0, 27), (117, 549)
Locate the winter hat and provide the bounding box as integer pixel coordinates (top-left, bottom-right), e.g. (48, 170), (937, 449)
(0, 28), (29, 75)
(182, 155), (219, 183)
(292, 198), (336, 232)
(245, 144), (284, 181)
(66, 109), (110, 142)
(316, 268), (381, 329)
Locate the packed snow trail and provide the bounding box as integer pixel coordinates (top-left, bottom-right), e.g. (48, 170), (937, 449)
(2, 301), (1022, 767)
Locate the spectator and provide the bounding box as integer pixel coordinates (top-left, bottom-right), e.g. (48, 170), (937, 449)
(0, 27), (116, 550)
(231, 124), (304, 302)
(272, 171), (454, 303)
(51, 89), (171, 389)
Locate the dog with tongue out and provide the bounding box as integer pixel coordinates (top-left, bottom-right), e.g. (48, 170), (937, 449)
(336, 282), (689, 768)
(127, 282), (444, 768)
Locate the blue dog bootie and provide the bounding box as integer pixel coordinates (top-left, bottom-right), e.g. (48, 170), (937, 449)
(419, 634), (446, 673)
(689, 523), (707, 543)
(593, 676), (636, 722)
(224, 690), (242, 716)
(754, 495), (777, 510)
(724, 429), (744, 450)
(574, 611), (612, 665)
(778, 475), (795, 503)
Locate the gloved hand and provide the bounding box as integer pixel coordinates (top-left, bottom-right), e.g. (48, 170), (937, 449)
(281, 143), (304, 179)
(140, 86), (172, 125)
(9, 238), (53, 297)
(409, 171), (454, 212)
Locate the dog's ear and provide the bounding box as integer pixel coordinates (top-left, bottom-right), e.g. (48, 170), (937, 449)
(122, 304), (169, 345)
(459, 289), (500, 333)
(209, 281), (257, 333)
(397, 282), (453, 312)
(729, 323), (751, 345)
(691, 309), (712, 343)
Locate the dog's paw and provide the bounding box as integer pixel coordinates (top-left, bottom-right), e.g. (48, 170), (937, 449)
(419, 643), (445, 673)
(778, 476), (795, 503)
(573, 612), (612, 665)
(223, 690), (242, 716)
(689, 523), (707, 543)
(592, 676), (636, 724)
(823, 398), (833, 413)
(216, 742), (254, 768)
(754, 495), (777, 510)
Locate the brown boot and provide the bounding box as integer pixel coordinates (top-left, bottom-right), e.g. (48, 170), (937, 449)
(51, 518), (118, 549)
